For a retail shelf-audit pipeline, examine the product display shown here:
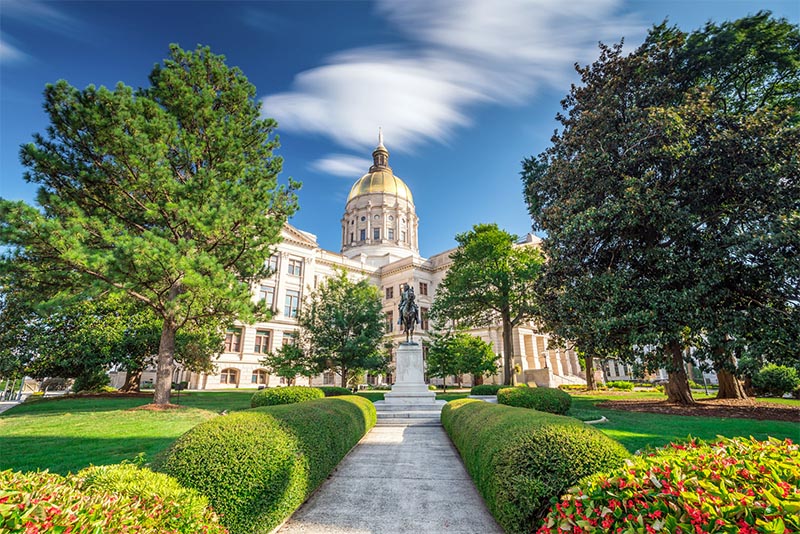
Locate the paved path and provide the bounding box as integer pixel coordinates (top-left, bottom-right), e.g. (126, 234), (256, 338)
(277, 423), (503, 534)
(0, 401), (20, 414)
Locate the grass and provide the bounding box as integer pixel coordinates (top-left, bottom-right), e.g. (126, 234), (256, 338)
(568, 393), (800, 453)
(0, 390), (257, 475)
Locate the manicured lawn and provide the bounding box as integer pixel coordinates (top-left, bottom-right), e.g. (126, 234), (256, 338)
(0, 390), (257, 475)
(568, 393), (799, 453)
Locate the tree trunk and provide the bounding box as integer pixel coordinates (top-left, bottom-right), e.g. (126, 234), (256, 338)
(502, 312), (514, 385)
(340, 367), (347, 388)
(120, 368), (142, 392)
(665, 342), (694, 405)
(473, 374), (484, 386)
(716, 367), (748, 399)
(153, 320), (177, 405)
(584, 355), (596, 391)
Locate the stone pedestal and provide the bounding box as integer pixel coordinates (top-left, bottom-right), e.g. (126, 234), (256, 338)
(383, 342), (437, 405)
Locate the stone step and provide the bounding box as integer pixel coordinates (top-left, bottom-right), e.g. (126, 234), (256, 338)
(375, 418), (441, 427)
(376, 410), (443, 418)
(375, 404), (445, 412)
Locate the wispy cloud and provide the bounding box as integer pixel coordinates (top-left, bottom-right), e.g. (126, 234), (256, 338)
(262, 0), (644, 160)
(0, 39), (27, 64)
(2, 0), (78, 35)
(310, 154), (373, 177)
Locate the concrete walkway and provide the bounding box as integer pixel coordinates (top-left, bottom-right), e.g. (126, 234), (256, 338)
(277, 423), (503, 534)
(0, 400), (21, 415)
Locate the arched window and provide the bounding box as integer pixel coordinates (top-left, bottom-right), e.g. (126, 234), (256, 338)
(220, 368), (239, 386)
(251, 369), (268, 385)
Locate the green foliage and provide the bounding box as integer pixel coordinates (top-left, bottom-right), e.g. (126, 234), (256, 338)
(752, 364), (800, 397)
(441, 399), (629, 533)
(605, 380), (635, 391)
(0, 468), (226, 533)
(250, 386), (324, 407)
(71, 369), (110, 392)
(157, 396), (376, 534)
(522, 13), (800, 404)
(538, 437), (800, 534)
(427, 329), (499, 389)
(297, 270), (387, 388)
(78, 463), (211, 520)
(318, 386), (352, 396)
(430, 224), (544, 385)
(0, 44), (298, 404)
(260, 343), (317, 386)
(470, 384), (506, 395)
(497, 386), (572, 415)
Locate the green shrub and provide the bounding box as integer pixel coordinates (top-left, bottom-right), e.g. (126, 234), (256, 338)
(558, 384), (587, 391)
(538, 436), (800, 534)
(470, 384), (505, 395)
(605, 380), (634, 390)
(441, 399), (629, 533)
(318, 386), (351, 397)
(752, 364), (800, 397)
(157, 396), (375, 534)
(497, 386), (572, 415)
(250, 385), (324, 407)
(78, 463), (211, 520)
(0, 469), (226, 533)
(428, 384), (437, 390)
(72, 369), (111, 393)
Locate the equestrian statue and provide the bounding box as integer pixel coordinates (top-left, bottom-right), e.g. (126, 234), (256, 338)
(398, 283), (420, 343)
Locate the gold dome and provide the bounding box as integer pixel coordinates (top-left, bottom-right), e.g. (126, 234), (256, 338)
(347, 170), (414, 203)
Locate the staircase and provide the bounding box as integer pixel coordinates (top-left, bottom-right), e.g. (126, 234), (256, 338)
(373, 399), (447, 427)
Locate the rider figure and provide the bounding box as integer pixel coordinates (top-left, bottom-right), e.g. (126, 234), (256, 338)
(398, 283), (419, 327)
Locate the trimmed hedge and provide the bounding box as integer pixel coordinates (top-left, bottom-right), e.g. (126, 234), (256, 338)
(250, 385), (324, 407)
(441, 399), (629, 534)
(318, 386), (352, 396)
(78, 463), (211, 520)
(0, 468), (226, 533)
(157, 396), (376, 534)
(605, 380), (635, 390)
(470, 384), (507, 395)
(497, 386), (572, 415)
(538, 436), (800, 533)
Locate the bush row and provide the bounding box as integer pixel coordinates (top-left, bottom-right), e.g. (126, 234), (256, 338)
(604, 380), (635, 390)
(470, 383), (530, 395)
(752, 364), (799, 397)
(441, 399), (629, 533)
(538, 436), (800, 533)
(157, 396), (376, 534)
(318, 386), (352, 396)
(250, 385), (324, 407)
(497, 386), (572, 415)
(0, 466), (226, 533)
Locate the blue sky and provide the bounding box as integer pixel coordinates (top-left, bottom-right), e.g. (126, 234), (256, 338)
(2, 0), (797, 257)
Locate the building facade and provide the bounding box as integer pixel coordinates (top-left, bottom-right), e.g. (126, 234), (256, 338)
(123, 134), (589, 390)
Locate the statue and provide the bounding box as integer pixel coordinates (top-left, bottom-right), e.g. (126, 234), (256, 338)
(398, 283), (419, 343)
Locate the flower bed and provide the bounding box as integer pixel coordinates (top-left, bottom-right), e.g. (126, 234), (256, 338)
(538, 436), (799, 533)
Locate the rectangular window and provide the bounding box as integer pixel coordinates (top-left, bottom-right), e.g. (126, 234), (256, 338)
(419, 282), (428, 296)
(254, 330), (271, 354)
(267, 254), (278, 273)
(288, 258), (303, 276)
(323, 371), (335, 385)
(282, 331), (297, 346)
(258, 285), (275, 308)
(373, 228), (380, 240)
(284, 290), (300, 318)
(420, 307), (429, 330)
(400, 230), (406, 242)
(224, 328), (242, 352)
(386, 311), (394, 332)
(350, 233), (354, 243)
(360, 229), (366, 241)
(251, 370), (267, 384)
(385, 286), (394, 299)
(388, 228), (394, 240)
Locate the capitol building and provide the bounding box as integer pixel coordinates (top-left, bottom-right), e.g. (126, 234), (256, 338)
(131, 134), (590, 390)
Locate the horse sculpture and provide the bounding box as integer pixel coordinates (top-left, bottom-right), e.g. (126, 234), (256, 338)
(400, 289), (419, 343)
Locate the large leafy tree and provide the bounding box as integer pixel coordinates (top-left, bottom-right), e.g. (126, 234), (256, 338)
(0, 45), (298, 405)
(522, 13), (799, 404)
(297, 270), (386, 388)
(430, 224), (544, 385)
(260, 343), (317, 386)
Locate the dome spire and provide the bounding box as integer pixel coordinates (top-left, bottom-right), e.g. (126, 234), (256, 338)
(371, 127), (390, 171)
